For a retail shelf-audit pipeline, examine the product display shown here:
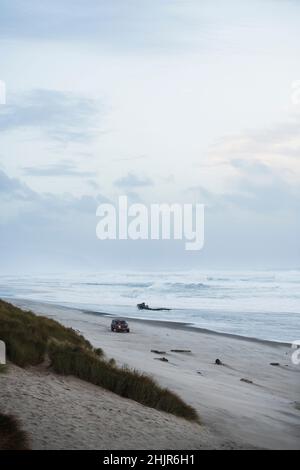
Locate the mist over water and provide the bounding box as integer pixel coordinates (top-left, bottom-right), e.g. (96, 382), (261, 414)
(0, 270), (299, 343)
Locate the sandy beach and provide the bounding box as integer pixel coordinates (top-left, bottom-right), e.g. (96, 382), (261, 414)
(1, 299), (300, 450)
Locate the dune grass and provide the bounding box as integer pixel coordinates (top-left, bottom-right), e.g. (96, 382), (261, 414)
(0, 299), (92, 367)
(0, 299), (199, 422)
(0, 365), (7, 374)
(0, 413), (30, 450)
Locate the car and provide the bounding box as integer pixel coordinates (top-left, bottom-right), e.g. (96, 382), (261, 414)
(111, 319), (130, 333)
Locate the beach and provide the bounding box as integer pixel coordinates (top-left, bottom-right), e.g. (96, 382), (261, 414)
(1, 298), (299, 450)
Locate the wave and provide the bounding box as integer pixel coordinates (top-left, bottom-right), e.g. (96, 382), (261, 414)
(206, 276), (277, 283)
(165, 282), (210, 290)
(82, 282), (153, 288)
(82, 281), (211, 291)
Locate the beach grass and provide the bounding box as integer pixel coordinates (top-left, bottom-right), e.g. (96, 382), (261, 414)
(0, 299), (199, 422)
(0, 413), (30, 450)
(0, 299), (92, 367)
(0, 364), (8, 374)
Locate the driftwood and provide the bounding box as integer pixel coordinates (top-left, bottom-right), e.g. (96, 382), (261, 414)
(215, 358), (223, 365)
(170, 349), (191, 353)
(151, 350), (166, 355)
(240, 378), (253, 384)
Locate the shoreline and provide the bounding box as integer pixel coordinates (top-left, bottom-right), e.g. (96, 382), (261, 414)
(86, 311), (290, 348)
(6, 297), (291, 347)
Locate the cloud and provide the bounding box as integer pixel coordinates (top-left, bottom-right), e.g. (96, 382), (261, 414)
(1, 168), (299, 272)
(230, 168), (300, 214)
(0, 0), (207, 51)
(195, 111), (300, 197)
(114, 172), (153, 188)
(0, 169), (108, 218)
(0, 89), (101, 143)
(87, 179), (101, 190)
(22, 160), (95, 177)
(2, 0), (300, 59)
(188, 111), (300, 216)
(0, 170), (36, 201)
(189, 159), (300, 216)
(113, 155), (148, 162)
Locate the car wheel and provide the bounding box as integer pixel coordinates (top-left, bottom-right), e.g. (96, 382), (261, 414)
(127, 329), (130, 333)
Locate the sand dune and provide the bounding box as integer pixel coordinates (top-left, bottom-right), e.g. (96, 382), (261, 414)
(0, 364), (228, 450)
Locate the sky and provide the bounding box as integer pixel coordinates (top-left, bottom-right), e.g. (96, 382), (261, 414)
(0, 0), (300, 272)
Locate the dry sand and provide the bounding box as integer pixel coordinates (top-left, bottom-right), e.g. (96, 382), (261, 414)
(0, 364), (223, 450)
(1, 299), (300, 449)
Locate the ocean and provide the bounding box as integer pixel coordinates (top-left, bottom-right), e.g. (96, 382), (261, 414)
(0, 270), (299, 343)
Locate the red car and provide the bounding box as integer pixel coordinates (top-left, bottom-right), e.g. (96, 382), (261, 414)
(111, 319), (130, 333)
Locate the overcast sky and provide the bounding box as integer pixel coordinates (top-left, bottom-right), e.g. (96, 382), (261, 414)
(0, 0), (300, 272)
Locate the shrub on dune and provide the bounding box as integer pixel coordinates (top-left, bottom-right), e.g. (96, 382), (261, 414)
(48, 341), (198, 421)
(0, 299), (90, 367)
(0, 413), (30, 450)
